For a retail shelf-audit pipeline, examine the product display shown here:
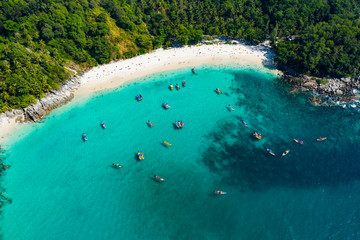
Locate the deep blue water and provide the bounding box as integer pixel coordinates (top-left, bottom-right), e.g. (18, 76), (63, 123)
(1, 65), (360, 240)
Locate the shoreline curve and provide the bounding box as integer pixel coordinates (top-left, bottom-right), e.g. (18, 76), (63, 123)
(0, 43), (277, 142)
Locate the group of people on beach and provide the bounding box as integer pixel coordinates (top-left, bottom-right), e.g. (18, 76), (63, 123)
(82, 43), (273, 92)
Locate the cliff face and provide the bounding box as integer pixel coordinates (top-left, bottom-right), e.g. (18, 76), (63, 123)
(1, 78), (80, 123)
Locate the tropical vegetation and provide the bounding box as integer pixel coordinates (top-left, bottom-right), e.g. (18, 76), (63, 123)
(0, 0), (360, 112)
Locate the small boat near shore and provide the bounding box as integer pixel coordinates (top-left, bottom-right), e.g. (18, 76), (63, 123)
(137, 151), (144, 160)
(214, 190), (227, 195)
(169, 84), (174, 90)
(100, 122), (106, 129)
(192, 68), (196, 74)
(316, 137), (327, 142)
(136, 94), (143, 101)
(112, 163), (123, 168)
(82, 133), (88, 142)
(294, 139), (304, 144)
(182, 80), (186, 87)
(229, 104), (235, 111)
(216, 88), (223, 94)
(267, 148), (275, 156)
(175, 121), (184, 129)
(148, 120), (154, 127)
(163, 140), (172, 146)
(163, 103), (171, 109)
(154, 175), (165, 181)
(253, 132), (263, 140)
(175, 84), (180, 90)
(282, 150), (290, 156)
(242, 120), (248, 127)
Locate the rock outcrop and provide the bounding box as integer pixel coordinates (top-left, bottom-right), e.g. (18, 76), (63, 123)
(0, 77), (81, 124)
(281, 72), (360, 105)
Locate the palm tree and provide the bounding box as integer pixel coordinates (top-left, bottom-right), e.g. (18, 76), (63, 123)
(3, 60), (11, 75)
(3, 44), (11, 55)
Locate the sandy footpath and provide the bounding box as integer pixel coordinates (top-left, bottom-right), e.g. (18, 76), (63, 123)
(0, 43), (277, 141)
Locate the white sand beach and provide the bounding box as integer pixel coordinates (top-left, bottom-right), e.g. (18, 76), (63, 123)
(0, 43), (277, 140)
(76, 43), (276, 95)
(0, 118), (17, 142)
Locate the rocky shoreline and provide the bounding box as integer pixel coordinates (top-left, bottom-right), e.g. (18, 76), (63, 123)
(280, 72), (360, 106)
(0, 76), (81, 124)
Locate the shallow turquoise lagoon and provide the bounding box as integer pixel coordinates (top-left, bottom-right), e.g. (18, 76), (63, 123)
(1, 66), (360, 239)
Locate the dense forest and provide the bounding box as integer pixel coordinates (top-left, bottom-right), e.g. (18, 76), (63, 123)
(0, 0), (360, 112)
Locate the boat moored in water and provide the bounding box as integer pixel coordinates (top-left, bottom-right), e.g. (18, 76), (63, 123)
(253, 132), (263, 140)
(175, 121), (184, 129)
(316, 137), (327, 142)
(182, 80), (186, 87)
(154, 175), (165, 181)
(163, 103), (171, 109)
(242, 120), (248, 127)
(282, 150), (290, 156)
(82, 133), (88, 141)
(169, 84), (174, 90)
(112, 163), (123, 168)
(192, 68), (196, 74)
(216, 88), (223, 94)
(163, 140), (172, 146)
(100, 122), (106, 129)
(175, 84), (180, 90)
(148, 120), (154, 127)
(294, 139), (304, 144)
(136, 94), (143, 101)
(214, 190), (227, 195)
(267, 148), (275, 156)
(137, 151), (144, 160)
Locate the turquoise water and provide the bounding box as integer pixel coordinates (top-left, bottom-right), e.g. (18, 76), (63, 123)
(1, 65), (360, 239)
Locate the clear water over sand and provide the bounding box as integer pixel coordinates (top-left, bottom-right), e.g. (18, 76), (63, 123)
(1, 66), (360, 240)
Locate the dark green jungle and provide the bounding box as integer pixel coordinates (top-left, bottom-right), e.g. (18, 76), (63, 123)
(0, 0), (360, 111)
